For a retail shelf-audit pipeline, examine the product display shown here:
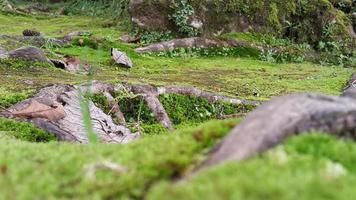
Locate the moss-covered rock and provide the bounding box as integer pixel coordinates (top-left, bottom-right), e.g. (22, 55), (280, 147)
(129, 0), (354, 44)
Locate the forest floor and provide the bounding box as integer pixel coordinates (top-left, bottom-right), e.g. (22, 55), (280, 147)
(0, 12), (355, 200)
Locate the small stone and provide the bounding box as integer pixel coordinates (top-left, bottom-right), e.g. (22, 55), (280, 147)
(111, 48), (133, 68)
(9, 46), (49, 62)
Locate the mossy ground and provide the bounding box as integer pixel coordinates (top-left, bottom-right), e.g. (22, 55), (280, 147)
(148, 133), (356, 200)
(0, 10), (355, 200)
(0, 119), (238, 200)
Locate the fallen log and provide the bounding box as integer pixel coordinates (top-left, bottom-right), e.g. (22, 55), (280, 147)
(202, 73), (356, 168)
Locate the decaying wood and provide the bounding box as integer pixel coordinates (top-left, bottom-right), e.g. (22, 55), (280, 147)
(202, 74), (356, 168)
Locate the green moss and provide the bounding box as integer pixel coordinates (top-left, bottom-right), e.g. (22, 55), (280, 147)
(140, 123), (169, 136)
(0, 117), (56, 142)
(159, 94), (252, 124)
(267, 3), (282, 34)
(71, 36), (99, 49)
(88, 93), (111, 114)
(118, 96), (157, 124)
(0, 119), (238, 200)
(0, 58), (53, 69)
(0, 87), (31, 108)
(147, 133), (356, 200)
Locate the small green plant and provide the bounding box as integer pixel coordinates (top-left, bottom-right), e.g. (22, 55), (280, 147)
(140, 31), (174, 45)
(149, 47), (261, 59)
(62, 0), (129, 18)
(259, 49), (305, 63)
(169, 0), (199, 37)
(0, 88), (31, 108)
(71, 36), (99, 49)
(0, 59), (52, 69)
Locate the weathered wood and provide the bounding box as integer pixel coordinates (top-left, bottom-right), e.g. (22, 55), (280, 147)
(159, 86), (259, 105)
(202, 93), (356, 167)
(5, 84), (139, 143)
(58, 89), (138, 143)
(200, 74), (356, 168)
(103, 92), (127, 125)
(2, 81), (256, 142)
(143, 95), (174, 130)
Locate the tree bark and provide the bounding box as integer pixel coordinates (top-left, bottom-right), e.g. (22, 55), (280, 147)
(202, 73), (356, 168)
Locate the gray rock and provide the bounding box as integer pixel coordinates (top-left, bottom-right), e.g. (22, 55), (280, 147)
(8, 46), (49, 62)
(111, 48), (133, 68)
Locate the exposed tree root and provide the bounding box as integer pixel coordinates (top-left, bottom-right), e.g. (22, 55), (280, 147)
(201, 73), (356, 168)
(103, 92), (126, 125)
(134, 37), (265, 53)
(0, 81), (255, 143)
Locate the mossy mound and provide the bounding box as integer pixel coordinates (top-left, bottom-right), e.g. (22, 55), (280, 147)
(0, 119), (238, 200)
(0, 117), (56, 142)
(148, 133), (356, 200)
(130, 0), (354, 44)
